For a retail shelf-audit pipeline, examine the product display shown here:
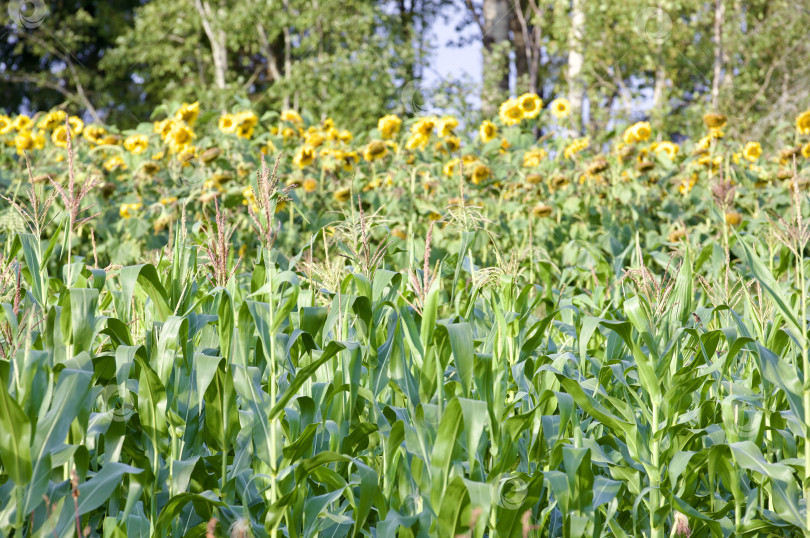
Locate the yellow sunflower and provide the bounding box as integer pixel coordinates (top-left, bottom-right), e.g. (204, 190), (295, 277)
(654, 141), (679, 160)
(37, 110), (66, 130)
(743, 142), (761, 162)
(175, 102), (200, 125)
(119, 202), (142, 219)
(623, 121), (651, 144)
(363, 140), (388, 161)
(479, 120), (497, 143)
(168, 123), (195, 152)
(406, 133), (429, 151)
(703, 113), (727, 130)
(293, 146), (316, 168)
(411, 117), (438, 137)
(51, 125), (69, 148)
(0, 115), (13, 135)
(437, 116), (459, 138)
(13, 115), (33, 131)
(550, 98), (570, 119)
(563, 138), (589, 159)
(303, 178), (318, 193)
(281, 110), (303, 126)
(471, 163), (491, 184)
(83, 125), (106, 145)
(443, 158), (460, 177)
(523, 149), (547, 167)
(796, 110), (810, 135)
(218, 114), (237, 134)
(14, 131), (34, 155)
(532, 204), (553, 218)
(68, 116), (84, 135)
(124, 134), (149, 154)
(499, 99), (524, 126)
(105, 156), (127, 172)
(377, 114), (402, 139)
(517, 93), (542, 119)
(334, 186), (352, 203)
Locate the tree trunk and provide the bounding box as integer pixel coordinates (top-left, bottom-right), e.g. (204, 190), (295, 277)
(512, 0), (542, 96)
(282, 0), (292, 109)
(193, 0), (227, 90)
(482, 0), (511, 114)
(653, 64), (666, 109)
(567, 0), (586, 132)
(511, 10), (529, 91)
(711, 0), (724, 108)
(256, 23), (282, 84)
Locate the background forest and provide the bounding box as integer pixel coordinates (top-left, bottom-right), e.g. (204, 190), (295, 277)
(3, 0), (810, 140)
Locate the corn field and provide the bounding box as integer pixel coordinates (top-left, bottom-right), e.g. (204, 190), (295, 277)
(1, 106), (810, 537)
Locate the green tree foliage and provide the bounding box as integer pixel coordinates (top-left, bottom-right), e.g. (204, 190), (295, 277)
(2, 0), (810, 136)
(0, 0), (142, 123)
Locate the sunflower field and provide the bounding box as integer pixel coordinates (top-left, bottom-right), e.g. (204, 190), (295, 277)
(1, 96), (810, 538)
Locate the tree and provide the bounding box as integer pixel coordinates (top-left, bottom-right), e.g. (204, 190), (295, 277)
(0, 0), (141, 123)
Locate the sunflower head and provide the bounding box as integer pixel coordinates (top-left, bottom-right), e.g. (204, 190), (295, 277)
(333, 186), (352, 203)
(411, 117), (438, 137)
(303, 178), (318, 193)
(105, 156), (127, 172)
(51, 125), (68, 148)
(523, 149), (547, 168)
(405, 133), (429, 151)
(0, 115), (14, 135)
(14, 131), (34, 155)
(550, 98), (571, 119)
(38, 110), (67, 130)
(438, 116), (459, 137)
(218, 114), (237, 134)
(175, 102), (200, 125)
(201, 147), (221, 163)
(169, 123), (195, 152)
(443, 158), (460, 177)
(531, 203), (553, 218)
(13, 115), (33, 131)
(703, 113), (728, 130)
(724, 210), (743, 227)
(124, 134), (149, 154)
(479, 120), (497, 143)
(83, 125), (106, 145)
(517, 93), (542, 119)
(743, 141), (762, 162)
(587, 158), (609, 175)
(471, 164), (491, 184)
(376, 114), (402, 139)
(293, 146), (316, 168)
(363, 140), (388, 162)
(563, 138), (589, 159)
(281, 110), (303, 126)
(236, 123), (254, 140)
(668, 228), (687, 243)
(499, 99), (524, 126)
(797, 110), (810, 135)
(68, 116), (84, 135)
